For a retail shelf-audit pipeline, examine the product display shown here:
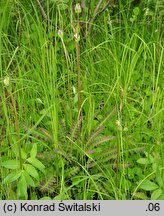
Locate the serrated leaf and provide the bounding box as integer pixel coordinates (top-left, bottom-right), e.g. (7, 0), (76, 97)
(3, 171), (22, 184)
(139, 180), (159, 191)
(30, 143), (37, 158)
(137, 158), (152, 165)
(1, 160), (19, 169)
(27, 157), (45, 173)
(151, 188), (163, 200)
(17, 175), (27, 199)
(24, 164), (39, 180)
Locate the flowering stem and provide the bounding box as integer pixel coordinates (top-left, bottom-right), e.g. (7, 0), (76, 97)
(75, 38), (81, 119)
(74, 7), (82, 121)
(7, 88), (22, 169)
(58, 30), (72, 123)
(61, 38), (72, 123)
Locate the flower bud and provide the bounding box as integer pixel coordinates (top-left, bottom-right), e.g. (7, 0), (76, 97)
(75, 3), (81, 14)
(4, 76), (10, 87)
(115, 120), (122, 131)
(74, 33), (80, 42)
(57, 29), (63, 38)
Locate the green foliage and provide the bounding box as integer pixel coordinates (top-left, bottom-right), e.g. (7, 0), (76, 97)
(139, 180), (158, 191)
(130, 7), (140, 22)
(1, 160), (19, 169)
(1, 144), (45, 199)
(51, 0), (70, 10)
(3, 171), (22, 184)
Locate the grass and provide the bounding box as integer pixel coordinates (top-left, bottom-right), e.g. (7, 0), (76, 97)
(0, 0), (164, 200)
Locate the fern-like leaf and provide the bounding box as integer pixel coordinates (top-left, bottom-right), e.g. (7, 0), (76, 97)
(66, 166), (80, 178)
(39, 177), (57, 193)
(87, 135), (115, 149)
(86, 126), (105, 145)
(70, 115), (83, 140)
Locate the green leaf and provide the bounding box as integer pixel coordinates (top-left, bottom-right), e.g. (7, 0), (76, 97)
(24, 164), (39, 180)
(156, 170), (163, 187)
(3, 171), (22, 184)
(53, 194), (68, 200)
(137, 158), (152, 165)
(158, 194), (164, 199)
(1, 160), (19, 169)
(133, 7), (140, 16)
(17, 175), (27, 199)
(30, 192), (38, 200)
(21, 149), (27, 160)
(30, 143), (37, 158)
(27, 157), (45, 173)
(133, 192), (148, 200)
(130, 16), (136, 22)
(139, 180), (159, 191)
(23, 171), (35, 187)
(151, 188), (163, 200)
(40, 196), (52, 200)
(159, 10), (164, 16)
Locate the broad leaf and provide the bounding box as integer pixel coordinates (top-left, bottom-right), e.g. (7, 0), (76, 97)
(40, 196), (52, 200)
(24, 164), (39, 180)
(137, 158), (152, 165)
(53, 194), (68, 200)
(27, 157), (45, 173)
(151, 188), (163, 200)
(23, 171), (35, 187)
(30, 143), (37, 158)
(17, 175), (27, 199)
(21, 149), (27, 160)
(139, 180), (159, 191)
(3, 171), (22, 184)
(1, 160), (19, 169)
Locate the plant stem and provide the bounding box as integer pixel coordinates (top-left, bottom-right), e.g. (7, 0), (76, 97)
(60, 38), (72, 123)
(75, 39), (81, 119)
(36, 0), (48, 20)
(74, 10), (82, 122)
(7, 89), (22, 169)
(88, 0), (111, 35)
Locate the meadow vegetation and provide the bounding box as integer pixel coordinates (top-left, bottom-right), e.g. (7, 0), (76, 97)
(0, 0), (164, 200)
